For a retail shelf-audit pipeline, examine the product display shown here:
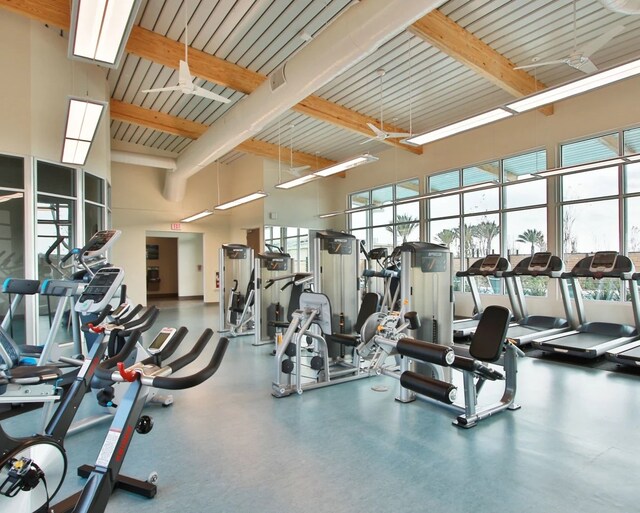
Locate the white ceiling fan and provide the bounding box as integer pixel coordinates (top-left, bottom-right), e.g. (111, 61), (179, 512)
(514, 0), (625, 74)
(361, 69), (411, 144)
(141, 1), (230, 103)
(287, 124), (310, 176)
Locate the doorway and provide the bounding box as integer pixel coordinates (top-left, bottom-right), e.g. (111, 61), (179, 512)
(246, 227), (261, 254)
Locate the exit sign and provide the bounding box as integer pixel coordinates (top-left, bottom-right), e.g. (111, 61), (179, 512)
(171, 223), (182, 231)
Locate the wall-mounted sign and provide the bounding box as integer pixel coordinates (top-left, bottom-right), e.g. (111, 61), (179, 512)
(171, 223), (182, 231)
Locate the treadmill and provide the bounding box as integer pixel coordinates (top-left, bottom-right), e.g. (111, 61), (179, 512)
(502, 252), (573, 346)
(453, 254), (516, 339)
(605, 272), (640, 366)
(532, 251), (638, 358)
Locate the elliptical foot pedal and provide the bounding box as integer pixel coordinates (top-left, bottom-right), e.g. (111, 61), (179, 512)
(77, 465), (157, 498)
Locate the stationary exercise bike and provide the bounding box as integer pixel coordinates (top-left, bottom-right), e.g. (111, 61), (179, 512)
(0, 305), (158, 512)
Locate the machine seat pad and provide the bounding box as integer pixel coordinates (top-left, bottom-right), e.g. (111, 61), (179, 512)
(5, 365), (62, 382)
(329, 333), (359, 347)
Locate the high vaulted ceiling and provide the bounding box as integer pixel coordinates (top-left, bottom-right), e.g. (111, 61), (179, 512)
(3, 0), (640, 170)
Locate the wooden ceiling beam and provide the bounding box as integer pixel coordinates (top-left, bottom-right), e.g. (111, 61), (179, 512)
(410, 10), (554, 116)
(109, 100), (337, 171)
(1, 0), (421, 154)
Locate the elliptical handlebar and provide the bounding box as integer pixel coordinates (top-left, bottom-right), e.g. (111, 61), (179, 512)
(44, 235), (67, 265)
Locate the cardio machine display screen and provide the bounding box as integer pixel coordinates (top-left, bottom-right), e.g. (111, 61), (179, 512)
(265, 258), (288, 271)
(324, 239), (353, 255)
(479, 254), (500, 271)
(83, 230), (117, 254)
(591, 251), (617, 270)
(528, 252), (552, 271)
(420, 252), (447, 273)
(149, 330), (173, 351)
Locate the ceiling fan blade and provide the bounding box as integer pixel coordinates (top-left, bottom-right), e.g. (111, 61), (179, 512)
(359, 138), (376, 145)
(178, 60), (193, 86)
(580, 24), (625, 58)
(191, 86), (231, 103)
(571, 58), (598, 74)
(514, 60), (568, 70)
(385, 131), (412, 138)
(367, 123), (387, 138)
(141, 85), (182, 94)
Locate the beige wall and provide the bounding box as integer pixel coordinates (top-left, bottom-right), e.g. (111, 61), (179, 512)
(0, 11), (110, 178)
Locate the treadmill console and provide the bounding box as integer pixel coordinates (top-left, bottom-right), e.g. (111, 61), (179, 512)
(479, 254), (501, 272)
(528, 252), (552, 272)
(81, 230), (121, 258)
(75, 267), (125, 314)
(589, 251), (618, 273)
(368, 247), (388, 260)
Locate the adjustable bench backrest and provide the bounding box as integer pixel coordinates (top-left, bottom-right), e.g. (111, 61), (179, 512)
(469, 305), (511, 363)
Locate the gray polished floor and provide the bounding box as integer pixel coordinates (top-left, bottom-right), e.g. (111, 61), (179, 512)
(5, 299), (640, 512)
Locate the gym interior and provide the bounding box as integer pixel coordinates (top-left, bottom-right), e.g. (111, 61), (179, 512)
(1, 1), (640, 512)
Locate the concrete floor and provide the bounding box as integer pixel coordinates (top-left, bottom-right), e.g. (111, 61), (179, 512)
(3, 299), (640, 512)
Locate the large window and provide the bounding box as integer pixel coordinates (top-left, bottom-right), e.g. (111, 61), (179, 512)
(427, 150), (547, 293)
(84, 173), (106, 241)
(348, 178), (420, 255)
(559, 129), (639, 301)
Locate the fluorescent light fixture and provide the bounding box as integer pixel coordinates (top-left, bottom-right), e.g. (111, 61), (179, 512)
(214, 191), (268, 211)
(318, 211), (343, 218)
(536, 154), (640, 178)
(314, 154), (379, 177)
(0, 193), (23, 204)
(61, 98), (106, 165)
(275, 174), (319, 189)
(181, 210), (213, 223)
(507, 58), (640, 113)
(405, 108), (513, 146)
(69, 0), (142, 68)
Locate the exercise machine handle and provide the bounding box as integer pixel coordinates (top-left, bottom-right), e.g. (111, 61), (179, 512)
(82, 306), (113, 332)
(117, 307), (159, 337)
(44, 235), (67, 265)
(94, 330), (143, 381)
(150, 335), (229, 390)
(138, 326), (189, 365)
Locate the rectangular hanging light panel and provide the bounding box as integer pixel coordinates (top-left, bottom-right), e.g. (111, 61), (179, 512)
(405, 108), (513, 146)
(69, 0), (142, 68)
(275, 174), (320, 189)
(181, 210), (214, 223)
(313, 154), (379, 177)
(214, 191), (268, 211)
(507, 58), (640, 113)
(61, 98), (106, 166)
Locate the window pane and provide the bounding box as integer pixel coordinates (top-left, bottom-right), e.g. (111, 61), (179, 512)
(625, 163), (640, 194)
(396, 178), (419, 199)
(0, 155), (24, 189)
(286, 227), (297, 237)
(562, 200), (619, 255)
(372, 205), (393, 226)
(350, 210), (367, 229)
(562, 167), (618, 201)
(505, 207), (547, 257)
(371, 226), (394, 256)
(464, 214), (500, 259)
(107, 182), (112, 209)
(85, 203), (104, 242)
(350, 191), (369, 208)
(561, 133), (619, 166)
(85, 173), (104, 203)
(396, 201), (419, 221)
(37, 195), (75, 280)
(504, 180), (546, 209)
(429, 170), (460, 192)
(463, 161), (499, 186)
(430, 218), (461, 291)
(626, 197), (640, 257)
(503, 150), (547, 181)
(38, 161), (75, 196)
(393, 223), (420, 245)
(372, 185), (393, 206)
(624, 127), (640, 153)
(0, 191), (25, 342)
(463, 187), (499, 214)
(429, 194), (459, 218)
